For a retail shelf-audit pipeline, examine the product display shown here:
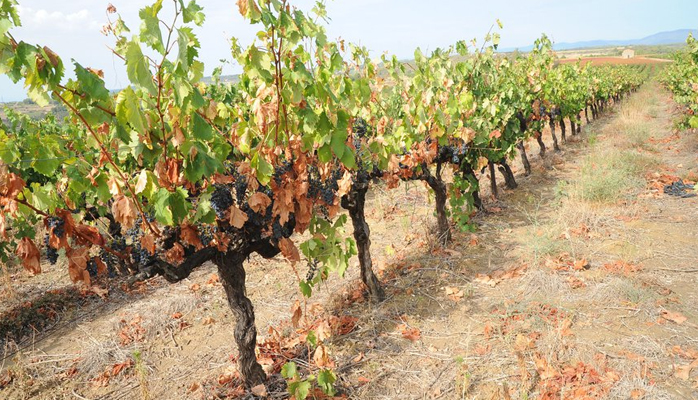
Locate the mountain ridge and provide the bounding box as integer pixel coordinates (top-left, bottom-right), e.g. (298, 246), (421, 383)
(504, 29), (698, 52)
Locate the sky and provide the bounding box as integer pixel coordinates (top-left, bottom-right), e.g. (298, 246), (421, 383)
(0, 0), (696, 102)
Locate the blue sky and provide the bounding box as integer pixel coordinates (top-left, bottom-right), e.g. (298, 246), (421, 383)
(1, 0), (696, 102)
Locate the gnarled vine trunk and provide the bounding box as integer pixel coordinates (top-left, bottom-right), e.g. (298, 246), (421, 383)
(570, 120), (577, 137)
(497, 160), (518, 190)
(585, 107), (591, 123)
(343, 183), (385, 302)
(488, 162), (498, 199)
(517, 141), (531, 176)
(535, 131), (546, 158)
(423, 162), (451, 243)
(215, 250), (266, 387)
(559, 116), (566, 143)
(549, 119), (560, 151)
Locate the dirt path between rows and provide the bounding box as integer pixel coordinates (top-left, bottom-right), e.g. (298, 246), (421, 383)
(1, 80), (697, 400)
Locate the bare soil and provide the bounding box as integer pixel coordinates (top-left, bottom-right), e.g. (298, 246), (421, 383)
(1, 81), (697, 399)
(557, 57), (672, 66)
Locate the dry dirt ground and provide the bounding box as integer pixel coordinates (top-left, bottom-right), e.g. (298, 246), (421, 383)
(557, 57), (672, 66)
(1, 81), (698, 400)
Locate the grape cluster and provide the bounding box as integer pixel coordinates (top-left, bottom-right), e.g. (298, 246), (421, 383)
(47, 216), (65, 238)
(271, 215), (295, 240)
(86, 259), (98, 277)
(199, 224), (218, 247)
(44, 233), (59, 265)
(306, 258), (319, 281)
(273, 160), (293, 185)
(210, 185), (234, 219)
(307, 166), (343, 206)
(437, 143), (468, 165)
(98, 248), (118, 278)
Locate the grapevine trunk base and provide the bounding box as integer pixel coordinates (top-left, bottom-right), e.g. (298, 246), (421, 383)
(570, 121), (577, 136)
(498, 160), (518, 190)
(549, 120), (561, 152)
(215, 251), (266, 387)
(535, 131), (546, 158)
(559, 118), (566, 142)
(517, 141), (532, 176)
(344, 184), (385, 302)
(576, 114), (582, 134)
(424, 164), (451, 244)
(488, 162), (498, 199)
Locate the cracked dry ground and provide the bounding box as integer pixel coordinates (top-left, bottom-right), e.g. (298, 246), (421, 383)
(1, 81), (697, 400)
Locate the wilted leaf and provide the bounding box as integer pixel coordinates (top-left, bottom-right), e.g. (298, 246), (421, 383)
(165, 243), (185, 264)
(445, 286), (464, 302)
(180, 224), (202, 249)
(291, 300), (302, 328)
(229, 204), (248, 228)
(336, 171), (352, 197)
(251, 384), (267, 397)
(112, 194), (137, 229)
(248, 192), (271, 214)
(74, 224), (105, 247)
(16, 238), (41, 275)
(313, 344), (332, 368)
(398, 324), (421, 342)
(141, 234), (156, 255)
(661, 310), (688, 325)
(279, 238), (300, 263)
(66, 246), (90, 284)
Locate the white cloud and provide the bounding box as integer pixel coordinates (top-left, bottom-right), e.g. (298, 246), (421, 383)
(17, 5), (100, 32)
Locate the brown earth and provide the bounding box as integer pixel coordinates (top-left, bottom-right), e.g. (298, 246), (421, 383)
(1, 81), (697, 399)
(557, 57), (672, 66)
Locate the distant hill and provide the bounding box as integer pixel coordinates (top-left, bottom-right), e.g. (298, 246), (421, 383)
(506, 29), (698, 52)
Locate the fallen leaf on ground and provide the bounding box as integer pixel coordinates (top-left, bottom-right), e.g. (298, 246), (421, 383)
(445, 286), (464, 302)
(251, 384), (267, 396)
(397, 324), (421, 342)
(661, 310), (687, 325)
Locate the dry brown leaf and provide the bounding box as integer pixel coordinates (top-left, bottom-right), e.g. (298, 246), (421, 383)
(630, 389), (646, 399)
(313, 344), (332, 368)
(141, 234), (156, 255)
(16, 237), (41, 275)
(165, 242), (185, 264)
(661, 310), (688, 325)
(291, 300), (302, 328)
(0, 172), (25, 199)
(229, 204), (248, 228)
(248, 192), (271, 214)
(74, 224), (105, 247)
(336, 171), (353, 198)
(445, 286), (464, 302)
(180, 224), (202, 249)
(250, 384), (267, 397)
(188, 382), (201, 392)
(398, 324), (421, 342)
(66, 246), (90, 283)
(279, 238), (300, 263)
(112, 194), (137, 229)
